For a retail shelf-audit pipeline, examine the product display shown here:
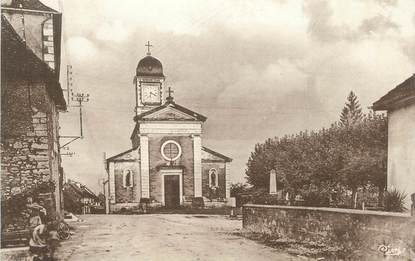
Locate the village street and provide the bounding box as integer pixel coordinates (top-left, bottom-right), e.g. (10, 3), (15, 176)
(55, 214), (306, 261)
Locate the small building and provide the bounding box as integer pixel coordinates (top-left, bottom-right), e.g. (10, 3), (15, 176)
(106, 50), (232, 212)
(373, 74), (415, 210)
(63, 180), (100, 214)
(1, 0), (66, 226)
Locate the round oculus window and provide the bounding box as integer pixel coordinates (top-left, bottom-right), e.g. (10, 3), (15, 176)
(161, 140), (182, 161)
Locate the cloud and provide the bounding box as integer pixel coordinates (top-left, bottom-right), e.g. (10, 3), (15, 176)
(402, 13), (415, 64)
(96, 21), (132, 43)
(303, 0), (340, 42)
(402, 39), (415, 64)
(56, 0), (415, 191)
(359, 14), (399, 35)
(303, 0), (413, 43)
(373, 0), (398, 7)
(67, 37), (98, 62)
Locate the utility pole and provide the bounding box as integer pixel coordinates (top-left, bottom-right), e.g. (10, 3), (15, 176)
(71, 91), (89, 137)
(59, 65), (90, 150)
(62, 65), (73, 108)
(59, 91), (89, 149)
(103, 152), (110, 214)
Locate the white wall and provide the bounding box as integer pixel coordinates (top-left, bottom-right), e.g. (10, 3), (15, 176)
(387, 104), (415, 210)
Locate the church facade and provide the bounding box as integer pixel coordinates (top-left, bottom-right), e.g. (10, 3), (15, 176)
(106, 49), (232, 211)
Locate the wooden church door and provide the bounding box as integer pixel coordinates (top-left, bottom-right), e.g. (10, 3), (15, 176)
(164, 175), (180, 208)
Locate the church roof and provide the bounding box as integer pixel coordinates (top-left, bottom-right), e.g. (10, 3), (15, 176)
(373, 73), (415, 111)
(107, 146), (231, 164)
(1, 15), (66, 110)
(136, 55), (164, 78)
(134, 100), (207, 122)
(106, 148), (139, 162)
(64, 180), (98, 200)
(1, 0), (58, 13)
(202, 147), (232, 162)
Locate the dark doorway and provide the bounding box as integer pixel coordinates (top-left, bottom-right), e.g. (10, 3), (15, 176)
(164, 175), (180, 208)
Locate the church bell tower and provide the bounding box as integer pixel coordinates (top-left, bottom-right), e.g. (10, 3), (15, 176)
(134, 41), (165, 115)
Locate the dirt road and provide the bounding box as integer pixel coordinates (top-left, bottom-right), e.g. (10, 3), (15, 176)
(55, 214), (307, 261)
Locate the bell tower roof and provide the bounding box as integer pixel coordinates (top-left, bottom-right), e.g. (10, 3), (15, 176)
(136, 55), (164, 78)
(136, 41), (164, 78)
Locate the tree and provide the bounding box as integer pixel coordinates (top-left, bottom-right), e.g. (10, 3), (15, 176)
(340, 91), (363, 126)
(97, 193), (106, 206)
(245, 94), (387, 208)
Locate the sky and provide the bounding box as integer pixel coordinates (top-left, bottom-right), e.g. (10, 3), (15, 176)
(42, 0), (414, 194)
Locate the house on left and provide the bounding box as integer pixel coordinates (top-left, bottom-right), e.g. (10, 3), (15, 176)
(63, 179), (101, 215)
(1, 0), (66, 235)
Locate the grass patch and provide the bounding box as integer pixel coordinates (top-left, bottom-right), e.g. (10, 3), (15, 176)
(235, 231), (343, 260)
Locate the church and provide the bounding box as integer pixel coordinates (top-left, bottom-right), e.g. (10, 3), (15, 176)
(106, 45), (232, 212)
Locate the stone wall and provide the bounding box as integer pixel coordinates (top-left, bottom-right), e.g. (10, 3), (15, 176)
(1, 111), (50, 196)
(243, 204), (415, 260)
(1, 81), (53, 197)
(1, 79), (62, 229)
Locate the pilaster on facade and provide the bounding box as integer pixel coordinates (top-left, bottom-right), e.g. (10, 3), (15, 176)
(140, 135), (150, 198)
(225, 162), (231, 198)
(136, 149), (142, 203)
(109, 162), (116, 203)
(193, 135), (202, 197)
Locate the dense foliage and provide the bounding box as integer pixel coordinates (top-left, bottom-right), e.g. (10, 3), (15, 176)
(245, 93), (388, 207)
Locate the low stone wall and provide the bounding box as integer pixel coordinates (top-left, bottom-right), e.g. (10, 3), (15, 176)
(243, 204), (415, 260)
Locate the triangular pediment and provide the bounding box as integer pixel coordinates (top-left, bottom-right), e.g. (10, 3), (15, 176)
(142, 106), (200, 121)
(134, 101), (207, 122)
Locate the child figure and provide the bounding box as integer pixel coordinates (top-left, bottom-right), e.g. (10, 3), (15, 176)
(29, 223), (61, 261)
(47, 222), (61, 260)
(29, 223), (48, 261)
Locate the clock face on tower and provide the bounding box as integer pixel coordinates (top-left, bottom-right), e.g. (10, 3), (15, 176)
(141, 83), (161, 105)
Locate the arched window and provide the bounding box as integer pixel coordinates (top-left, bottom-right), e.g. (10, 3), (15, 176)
(123, 170), (133, 188)
(209, 169), (218, 187)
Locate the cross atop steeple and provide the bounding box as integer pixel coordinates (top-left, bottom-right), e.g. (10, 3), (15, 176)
(145, 41), (153, 55)
(166, 87), (174, 103)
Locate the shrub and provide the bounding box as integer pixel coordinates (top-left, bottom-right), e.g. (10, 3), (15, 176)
(207, 186), (224, 200)
(230, 183), (250, 197)
(300, 185), (330, 207)
(384, 189), (407, 212)
(302, 190), (330, 207)
(252, 194), (280, 205)
(192, 197), (204, 208)
(139, 198), (150, 204)
(235, 194), (252, 208)
(248, 188), (282, 205)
